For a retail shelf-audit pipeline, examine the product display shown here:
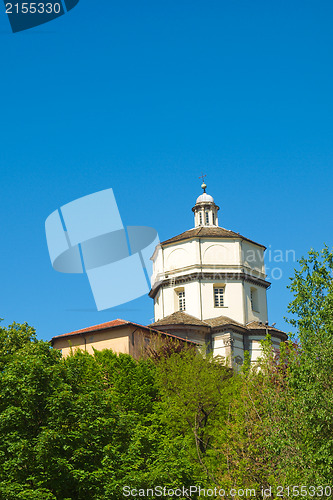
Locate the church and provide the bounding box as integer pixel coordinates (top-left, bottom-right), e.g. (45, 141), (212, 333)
(52, 180), (287, 364)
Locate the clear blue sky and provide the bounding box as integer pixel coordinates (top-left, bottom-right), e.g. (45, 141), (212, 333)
(1, 0), (332, 340)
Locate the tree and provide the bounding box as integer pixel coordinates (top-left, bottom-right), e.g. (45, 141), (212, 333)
(0, 320), (38, 370)
(2, 247), (333, 500)
(283, 246), (333, 484)
(153, 348), (233, 490)
(0, 323), (62, 499)
(227, 247), (333, 492)
(212, 246), (333, 493)
(287, 245), (333, 345)
(0, 323), (161, 499)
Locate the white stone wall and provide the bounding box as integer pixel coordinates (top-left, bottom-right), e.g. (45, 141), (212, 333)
(150, 245), (163, 285)
(244, 281), (268, 324)
(247, 335), (283, 363)
(211, 332), (284, 366)
(201, 240), (240, 266)
(153, 289), (163, 321)
(200, 280), (245, 323)
(211, 333), (228, 359)
(163, 240), (198, 272)
(232, 332), (245, 361)
(151, 230), (271, 330)
(150, 205), (285, 367)
(241, 241), (266, 274)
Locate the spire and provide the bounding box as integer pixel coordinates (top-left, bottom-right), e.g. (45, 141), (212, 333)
(199, 173), (207, 193)
(192, 176), (220, 228)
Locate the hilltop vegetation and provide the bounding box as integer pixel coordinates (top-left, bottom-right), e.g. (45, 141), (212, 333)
(0, 247), (332, 499)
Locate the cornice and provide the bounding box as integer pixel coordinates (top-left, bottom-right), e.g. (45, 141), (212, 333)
(151, 322), (287, 342)
(192, 202), (220, 211)
(149, 271), (271, 298)
(247, 329), (288, 342)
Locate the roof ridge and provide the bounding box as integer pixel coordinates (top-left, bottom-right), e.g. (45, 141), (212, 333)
(51, 318), (200, 345)
(204, 315), (246, 328)
(220, 226), (238, 234)
(53, 319), (129, 338)
(160, 226), (266, 249)
(150, 311), (210, 327)
(245, 320), (286, 332)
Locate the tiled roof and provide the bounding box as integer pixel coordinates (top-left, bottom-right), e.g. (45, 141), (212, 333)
(51, 319), (198, 344)
(246, 321), (287, 336)
(52, 317), (287, 345)
(204, 315), (245, 329)
(161, 226), (265, 249)
(150, 314), (287, 339)
(52, 319), (129, 339)
(149, 311), (210, 327)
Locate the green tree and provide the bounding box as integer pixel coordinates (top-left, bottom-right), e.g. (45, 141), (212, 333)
(287, 245), (333, 341)
(284, 246), (333, 484)
(0, 323), (62, 499)
(3, 246), (333, 500)
(0, 323), (161, 499)
(152, 348), (233, 491)
(0, 320), (38, 370)
(226, 246), (333, 494)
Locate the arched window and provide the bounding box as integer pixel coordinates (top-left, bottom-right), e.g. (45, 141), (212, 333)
(205, 212), (209, 225)
(199, 212), (203, 225)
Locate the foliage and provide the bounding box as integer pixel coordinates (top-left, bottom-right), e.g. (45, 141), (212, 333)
(153, 348), (233, 489)
(223, 246), (333, 494)
(0, 324), (159, 499)
(145, 334), (194, 361)
(284, 246), (333, 484)
(287, 245), (333, 343)
(0, 320), (38, 370)
(1, 248), (333, 498)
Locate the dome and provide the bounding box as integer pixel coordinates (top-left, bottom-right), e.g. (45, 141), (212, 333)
(196, 192), (214, 204)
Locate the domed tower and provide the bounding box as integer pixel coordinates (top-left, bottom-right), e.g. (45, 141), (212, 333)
(192, 181), (220, 227)
(149, 179), (287, 364)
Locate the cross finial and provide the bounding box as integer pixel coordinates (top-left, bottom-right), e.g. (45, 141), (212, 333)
(199, 173), (207, 192)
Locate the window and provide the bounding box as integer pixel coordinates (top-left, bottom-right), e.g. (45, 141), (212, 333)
(250, 288), (259, 312)
(178, 290), (186, 311)
(214, 287), (224, 307)
(205, 211), (209, 224)
(199, 212), (203, 225)
(212, 213), (215, 225)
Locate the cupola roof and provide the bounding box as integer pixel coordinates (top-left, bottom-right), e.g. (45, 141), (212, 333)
(196, 192), (214, 203)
